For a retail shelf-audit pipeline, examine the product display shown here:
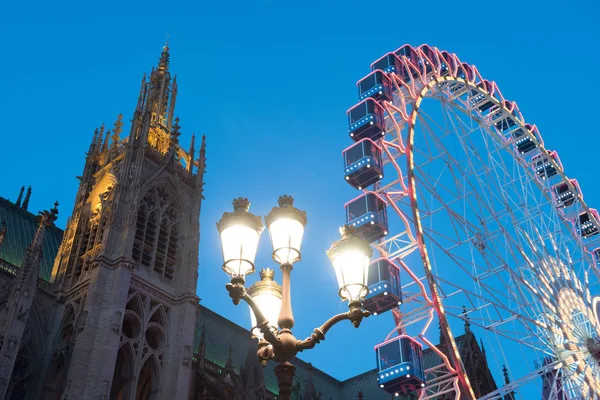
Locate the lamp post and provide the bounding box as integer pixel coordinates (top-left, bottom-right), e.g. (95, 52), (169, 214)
(216, 195), (372, 400)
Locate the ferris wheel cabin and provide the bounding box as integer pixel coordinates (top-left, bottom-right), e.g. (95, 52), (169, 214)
(457, 62), (474, 82)
(363, 258), (402, 316)
(512, 124), (540, 154)
(394, 45), (421, 81)
(394, 44), (417, 60)
(418, 45), (437, 75)
(347, 99), (386, 142)
(345, 192), (388, 243)
(471, 80), (495, 113)
(371, 53), (401, 74)
(552, 179), (580, 209)
(531, 151), (562, 181)
(591, 247), (600, 265)
(576, 209), (600, 240)
(343, 139), (384, 190)
(439, 50), (453, 76)
(375, 336), (426, 395)
(358, 70), (393, 102)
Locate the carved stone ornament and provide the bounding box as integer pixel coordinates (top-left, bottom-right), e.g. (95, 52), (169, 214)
(128, 163), (136, 182)
(77, 310), (88, 333)
(182, 345), (191, 367)
(5, 335), (17, 358)
(112, 311), (122, 333)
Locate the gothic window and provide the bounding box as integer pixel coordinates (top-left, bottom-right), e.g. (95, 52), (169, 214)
(110, 344), (135, 400)
(67, 185), (113, 280)
(135, 356), (160, 400)
(41, 307), (74, 400)
(132, 186), (179, 280)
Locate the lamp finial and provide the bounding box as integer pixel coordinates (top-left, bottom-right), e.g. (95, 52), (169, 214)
(277, 195), (294, 207)
(339, 224), (356, 238)
(232, 197), (250, 212)
(259, 268), (275, 281)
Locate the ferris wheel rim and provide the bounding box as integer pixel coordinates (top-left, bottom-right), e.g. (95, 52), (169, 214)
(356, 43), (600, 399)
(395, 47), (599, 399)
(344, 43), (600, 399)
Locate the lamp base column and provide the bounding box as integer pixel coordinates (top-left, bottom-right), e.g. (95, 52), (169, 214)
(274, 361), (296, 400)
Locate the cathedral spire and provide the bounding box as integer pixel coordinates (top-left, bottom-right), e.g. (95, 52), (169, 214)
(15, 185), (24, 207)
(195, 134), (207, 190)
(101, 127), (110, 158)
(89, 127), (99, 154)
(235, 340), (267, 400)
(111, 114), (123, 160)
(0, 202), (58, 398)
(158, 41), (170, 72)
(167, 75), (177, 131)
(502, 365), (510, 387)
(502, 365), (515, 400)
(462, 305), (471, 334)
(136, 73), (147, 114)
(95, 123), (106, 158)
(21, 186), (32, 211)
(146, 43), (172, 124)
(169, 117), (181, 154)
(188, 133), (195, 173)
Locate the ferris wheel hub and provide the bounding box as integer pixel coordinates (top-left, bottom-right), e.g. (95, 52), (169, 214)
(586, 337), (600, 360)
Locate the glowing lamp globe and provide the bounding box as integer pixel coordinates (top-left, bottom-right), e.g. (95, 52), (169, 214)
(265, 195), (307, 265)
(327, 225), (372, 303)
(247, 268), (283, 339)
(216, 198), (264, 277)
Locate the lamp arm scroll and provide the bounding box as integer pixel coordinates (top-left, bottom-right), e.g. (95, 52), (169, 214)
(296, 302), (370, 352)
(226, 279), (281, 347)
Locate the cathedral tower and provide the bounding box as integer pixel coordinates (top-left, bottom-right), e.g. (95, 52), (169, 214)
(41, 44), (206, 399)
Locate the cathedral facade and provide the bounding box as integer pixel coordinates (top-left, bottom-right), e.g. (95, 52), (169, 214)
(0, 47), (500, 400)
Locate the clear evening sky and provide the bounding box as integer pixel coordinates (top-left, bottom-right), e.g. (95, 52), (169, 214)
(1, 0), (598, 386)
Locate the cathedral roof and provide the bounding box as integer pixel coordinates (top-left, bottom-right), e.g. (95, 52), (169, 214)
(0, 196), (63, 281)
(194, 304), (474, 399)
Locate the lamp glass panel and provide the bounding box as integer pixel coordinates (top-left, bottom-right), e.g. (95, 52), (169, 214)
(249, 293), (282, 339)
(220, 224), (260, 276)
(332, 249), (369, 301)
(269, 217), (304, 264)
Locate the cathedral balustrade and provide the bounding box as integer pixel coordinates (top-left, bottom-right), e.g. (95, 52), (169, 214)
(0, 259), (18, 276)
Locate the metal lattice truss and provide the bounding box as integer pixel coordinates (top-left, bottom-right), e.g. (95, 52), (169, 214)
(353, 45), (600, 399)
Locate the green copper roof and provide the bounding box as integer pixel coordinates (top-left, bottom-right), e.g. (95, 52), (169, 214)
(194, 304), (479, 399)
(0, 196), (63, 281)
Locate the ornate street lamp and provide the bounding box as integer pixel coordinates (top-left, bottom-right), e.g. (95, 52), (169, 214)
(216, 197), (264, 281)
(247, 268), (282, 339)
(217, 195), (371, 400)
(327, 225), (372, 311)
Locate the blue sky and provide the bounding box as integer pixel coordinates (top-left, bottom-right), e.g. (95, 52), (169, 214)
(1, 0), (599, 390)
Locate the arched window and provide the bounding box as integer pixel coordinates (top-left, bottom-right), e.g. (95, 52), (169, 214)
(68, 185), (114, 280)
(132, 186), (179, 280)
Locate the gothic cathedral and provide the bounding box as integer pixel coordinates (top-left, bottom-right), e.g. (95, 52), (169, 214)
(0, 44), (206, 399)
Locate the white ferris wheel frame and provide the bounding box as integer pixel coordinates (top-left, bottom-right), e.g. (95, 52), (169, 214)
(352, 44), (600, 400)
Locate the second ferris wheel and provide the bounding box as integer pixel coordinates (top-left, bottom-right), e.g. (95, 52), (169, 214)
(340, 44), (600, 399)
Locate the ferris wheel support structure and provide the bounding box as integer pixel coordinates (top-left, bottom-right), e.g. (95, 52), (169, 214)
(342, 44), (600, 399)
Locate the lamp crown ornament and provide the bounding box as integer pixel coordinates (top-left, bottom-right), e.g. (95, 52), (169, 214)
(339, 224), (357, 238)
(278, 195), (294, 207)
(249, 268), (282, 297)
(260, 268), (276, 281)
(233, 197), (251, 212)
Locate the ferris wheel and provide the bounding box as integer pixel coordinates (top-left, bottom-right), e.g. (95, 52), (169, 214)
(340, 44), (600, 399)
